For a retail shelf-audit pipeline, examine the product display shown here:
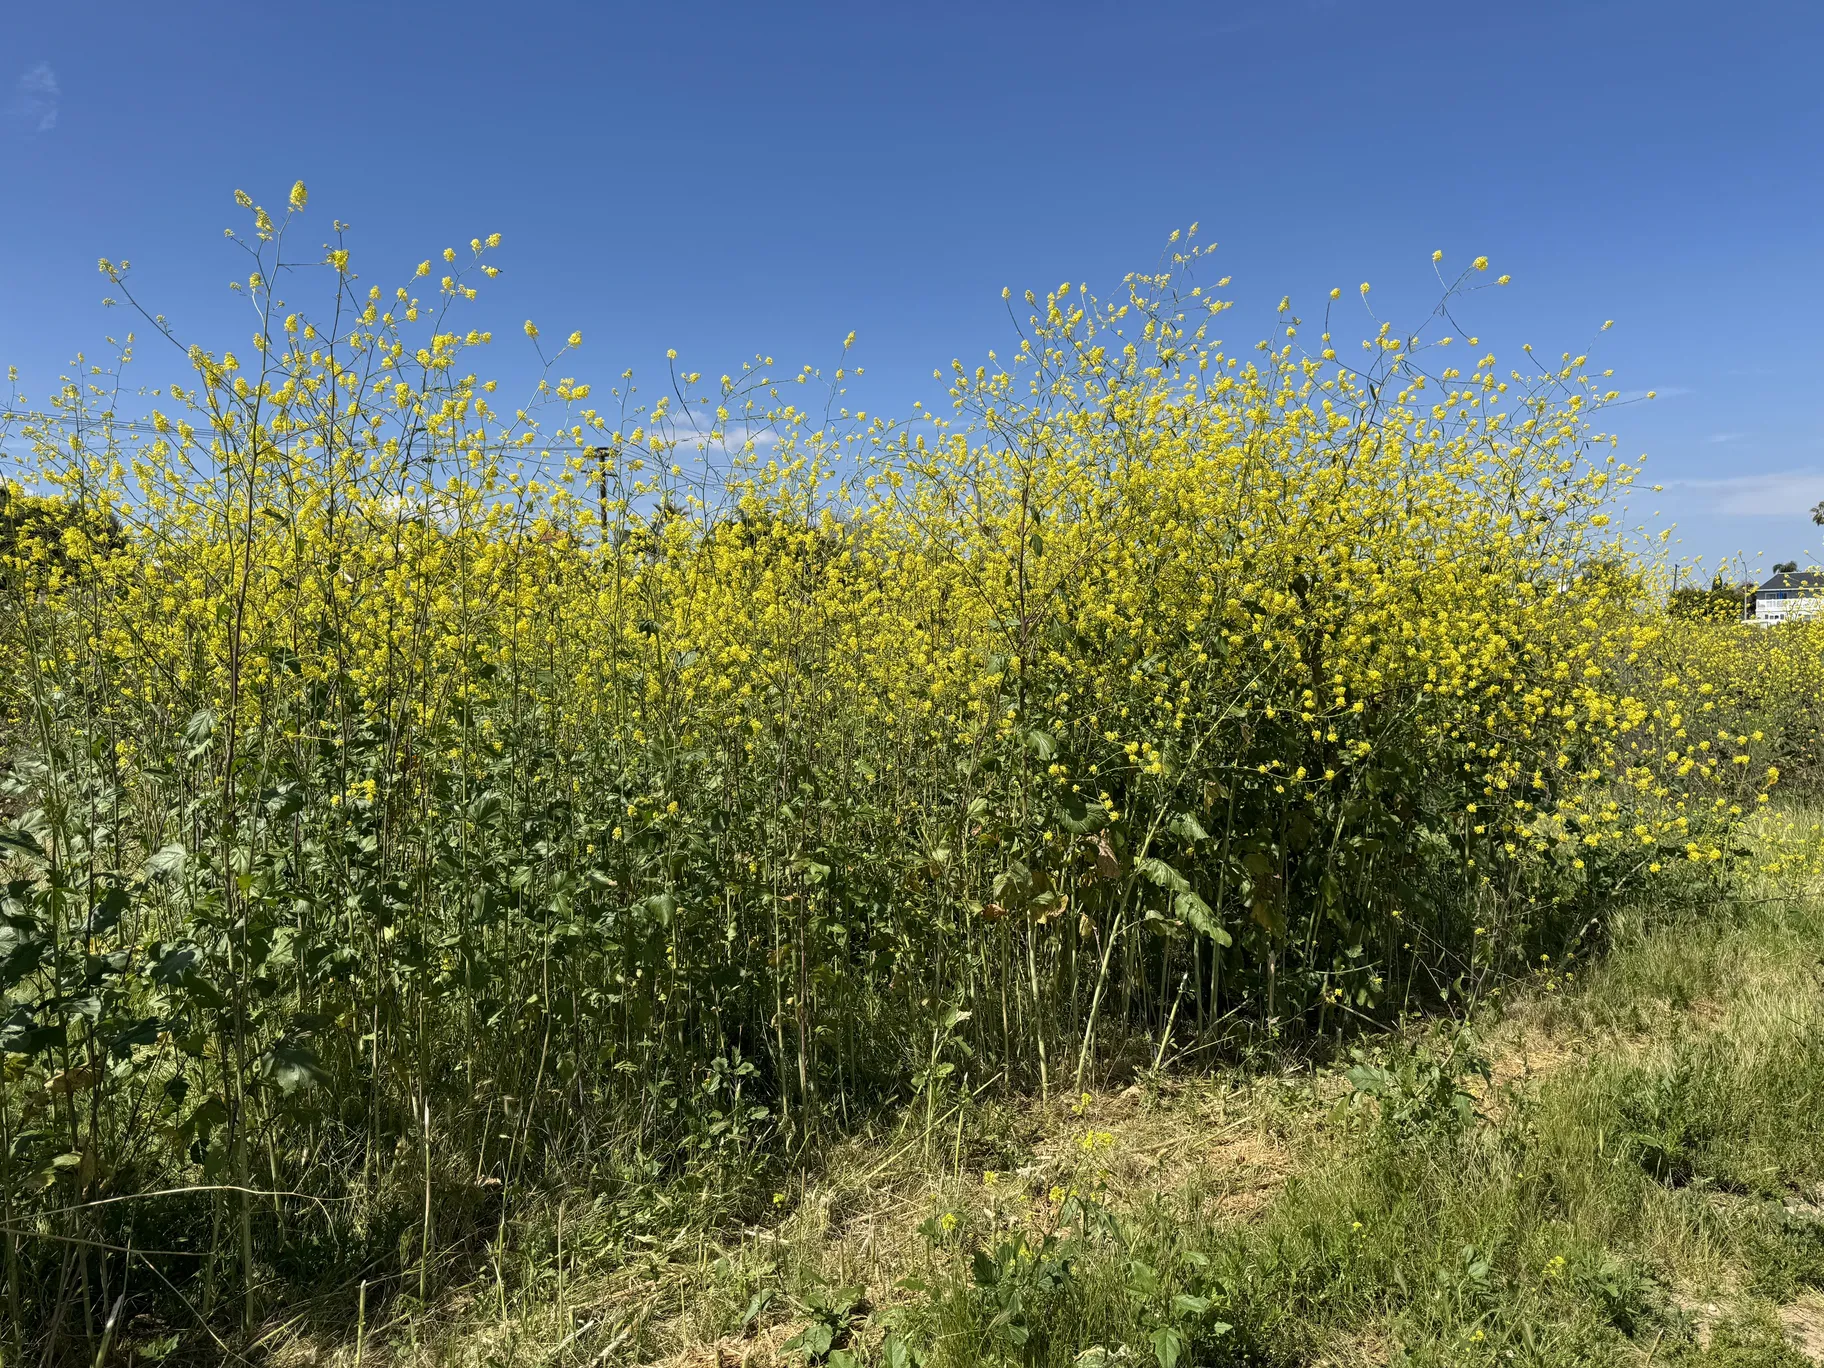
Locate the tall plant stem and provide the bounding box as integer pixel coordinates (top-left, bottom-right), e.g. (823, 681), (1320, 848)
(1074, 908), (1127, 1095)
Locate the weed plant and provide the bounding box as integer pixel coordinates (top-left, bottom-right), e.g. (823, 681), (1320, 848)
(0, 189), (1821, 1360)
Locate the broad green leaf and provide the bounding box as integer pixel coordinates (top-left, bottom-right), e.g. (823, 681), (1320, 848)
(1136, 857), (1190, 894)
(260, 1040), (329, 1094)
(1168, 813), (1209, 842)
(1175, 891), (1232, 946)
(1058, 791), (1106, 834)
(0, 828), (46, 862)
(144, 844), (188, 881)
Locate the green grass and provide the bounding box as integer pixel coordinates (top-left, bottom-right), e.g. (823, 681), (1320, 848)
(405, 867), (1824, 1368)
(835, 882), (1824, 1368)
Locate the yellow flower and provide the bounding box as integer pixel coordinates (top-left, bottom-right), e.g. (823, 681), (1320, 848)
(6, 204), (1794, 1216)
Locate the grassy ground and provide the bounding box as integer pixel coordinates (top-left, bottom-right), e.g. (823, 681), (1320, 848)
(280, 842), (1824, 1368)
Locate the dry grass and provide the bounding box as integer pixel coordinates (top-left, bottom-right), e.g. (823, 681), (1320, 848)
(637, 1076), (1319, 1366)
(275, 852), (1824, 1367)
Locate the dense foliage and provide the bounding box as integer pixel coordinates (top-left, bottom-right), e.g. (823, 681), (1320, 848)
(0, 189), (1818, 1359)
(1668, 573), (1752, 623)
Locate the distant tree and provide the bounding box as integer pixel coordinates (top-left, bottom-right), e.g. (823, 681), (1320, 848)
(1773, 559), (1799, 574)
(1813, 499), (1824, 527)
(0, 483), (126, 590)
(1669, 572), (1754, 622)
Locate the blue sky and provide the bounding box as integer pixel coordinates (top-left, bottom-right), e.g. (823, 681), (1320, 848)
(3, 0), (1820, 574)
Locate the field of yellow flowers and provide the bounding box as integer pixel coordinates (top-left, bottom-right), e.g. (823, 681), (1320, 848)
(2, 188), (1822, 1360)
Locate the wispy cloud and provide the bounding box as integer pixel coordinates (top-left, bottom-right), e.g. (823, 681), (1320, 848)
(10, 62), (59, 134)
(1666, 469), (1824, 516)
(1706, 432), (1746, 444)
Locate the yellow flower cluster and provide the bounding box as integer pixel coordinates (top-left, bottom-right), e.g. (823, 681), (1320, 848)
(2, 210), (1814, 1126)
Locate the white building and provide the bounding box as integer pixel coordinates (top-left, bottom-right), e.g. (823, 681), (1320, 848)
(1753, 569), (1824, 625)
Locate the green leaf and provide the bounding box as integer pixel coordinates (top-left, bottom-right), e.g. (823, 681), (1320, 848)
(143, 844), (188, 881)
(1136, 857), (1190, 894)
(739, 1288), (776, 1333)
(149, 942), (200, 985)
(259, 1040), (328, 1094)
(108, 1017), (160, 1057)
(786, 1322), (835, 1358)
(182, 709), (216, 760)
(1150, 1325), (1184, 1368)
(89, 883), (130, 935)
(1, 1007), (64, 1057)
(1057, 791), (1105, 834)
(0, 930), (44, 991)
(1168, 813), (1209, 842)
(1251, 898), (1287, 939)
(0, 828), (46, 862)
(1174, 891), (1231, 946)
(1346, 1063), (1393, 1096)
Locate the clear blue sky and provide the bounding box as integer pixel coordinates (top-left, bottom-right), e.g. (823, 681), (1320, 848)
(3, 0), (1819, 575)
